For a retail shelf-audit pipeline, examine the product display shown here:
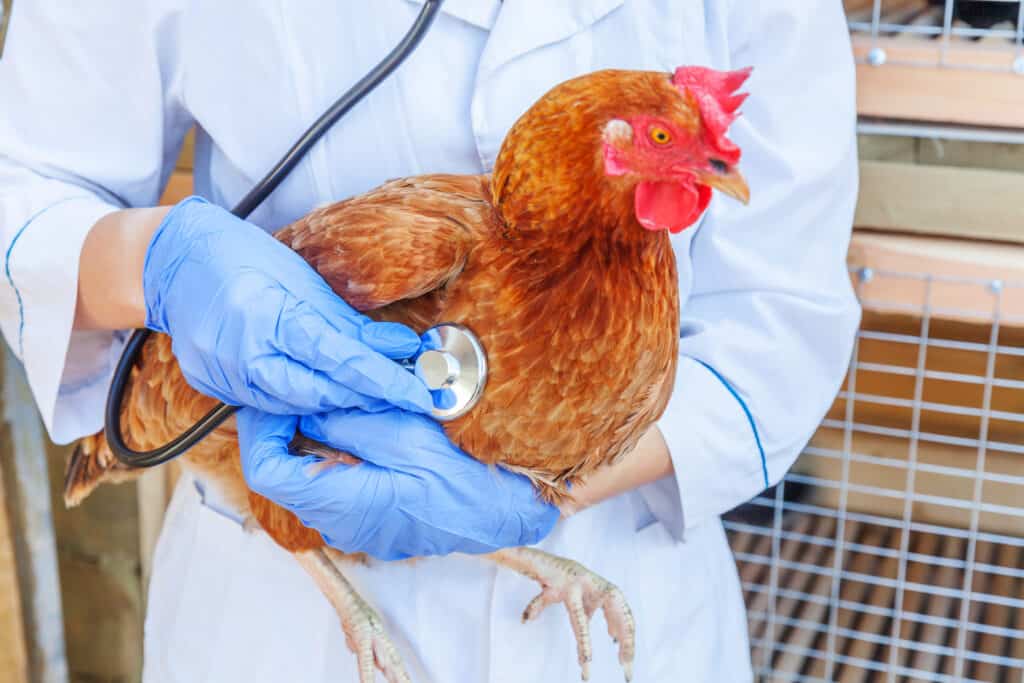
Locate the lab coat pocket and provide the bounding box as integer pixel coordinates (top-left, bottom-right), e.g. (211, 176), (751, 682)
(144, 481), (245, 682)
(625, 519), (713, 682)
(148, 483), (343, 683)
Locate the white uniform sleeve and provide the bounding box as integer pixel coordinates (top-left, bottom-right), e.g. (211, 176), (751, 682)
(0, 2), (191, 444)
(639, 0), (861, 537)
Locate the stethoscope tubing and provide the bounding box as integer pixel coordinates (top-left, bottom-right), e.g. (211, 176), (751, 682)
(105, 0), (446, 467)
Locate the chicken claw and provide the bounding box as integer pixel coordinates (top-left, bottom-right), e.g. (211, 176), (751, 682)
(294, 549), (410, 683)
(487, 547), (636, 681)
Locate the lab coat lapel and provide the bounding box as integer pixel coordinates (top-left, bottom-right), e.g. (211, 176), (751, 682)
(468, 0), (627, 169)
(480, 0), (625, 78)
(403, 0), (501, 30)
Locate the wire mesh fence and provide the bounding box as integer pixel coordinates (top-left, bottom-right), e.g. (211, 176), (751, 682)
(846, 0), (1024, 72)
(726, 267), (1024, 682)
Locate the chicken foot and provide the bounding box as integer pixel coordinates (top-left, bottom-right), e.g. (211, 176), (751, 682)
(487, 547), (636, 682)
(294, 548), (410, 683)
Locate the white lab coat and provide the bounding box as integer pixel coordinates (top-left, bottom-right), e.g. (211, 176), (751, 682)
(0, 1), (860, 681)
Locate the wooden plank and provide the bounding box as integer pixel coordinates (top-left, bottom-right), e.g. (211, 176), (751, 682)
(48, 438), (143, 683)
(858, 134), (918, 163)
(0, 459), (29, 683)
(842, 0), (876, 17)
(807, 432), (1023, 536)
(159, 170), (194, 206)
(0, 0), (12, 61)
(138, 459), (181, 599)
(855, 160), (1024, 245)
(176, 129), (195, 172)
(137, 464), (180, 596)
(915, 137), (1024, 174)
(848, 232), (1024, 325)
(853, 40), (1024, 128)
(850, 232), (1024, 278)
(1, 350), (69, 683)
(137, 470), (163, 595)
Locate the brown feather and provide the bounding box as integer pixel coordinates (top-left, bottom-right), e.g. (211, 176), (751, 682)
(63, 432), (142, 507)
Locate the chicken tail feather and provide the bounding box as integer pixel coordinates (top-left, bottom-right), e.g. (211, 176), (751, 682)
(63, 432), (143, 507)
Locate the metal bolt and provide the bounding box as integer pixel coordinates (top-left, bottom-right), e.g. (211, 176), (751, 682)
(415, 350), (461, 390)
(1013, 56), (1024, 75)
(859, 267), (874, 283)
(989, 279), (1004, 294)
(867, 48), (887, 67)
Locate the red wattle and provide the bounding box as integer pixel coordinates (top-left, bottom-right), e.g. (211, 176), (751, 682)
(634, 181), (710, 234)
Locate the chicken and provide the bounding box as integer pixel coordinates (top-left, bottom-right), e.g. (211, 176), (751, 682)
(65, 66), (751, 683)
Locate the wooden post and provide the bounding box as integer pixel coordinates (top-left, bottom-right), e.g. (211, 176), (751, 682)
(0, 456), (29, 683)
(136, 468), (171, 595)
(1, 349), (69, 683)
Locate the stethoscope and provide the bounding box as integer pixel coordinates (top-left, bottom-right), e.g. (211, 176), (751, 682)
(105, 0), (487, 467)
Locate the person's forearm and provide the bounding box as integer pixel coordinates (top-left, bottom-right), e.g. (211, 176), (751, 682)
(74, 206), (170, 331)
(560, 426), (673, 517)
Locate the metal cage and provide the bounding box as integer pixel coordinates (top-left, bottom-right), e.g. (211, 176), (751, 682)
(726, 267), (1024, 682)
(846, 1), (1024, 129)
(847, 0), (1024, 72)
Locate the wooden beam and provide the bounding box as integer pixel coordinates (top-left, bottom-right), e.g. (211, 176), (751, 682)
(50, 441), (143, 681)
(853, 39), (1024, 128)
(137, 465), (179, 596)
(0, 458), (29, 683)
(1, 351), (69, 683)
(856, 160), (1024, 245)
(159, 171), (194, 206)
(848, 232), (1024, 324)
(806, 427), (1023, 537)
(176, 129), (195, 172)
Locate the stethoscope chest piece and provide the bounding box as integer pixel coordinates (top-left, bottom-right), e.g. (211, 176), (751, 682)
(412, 323), (487, 421)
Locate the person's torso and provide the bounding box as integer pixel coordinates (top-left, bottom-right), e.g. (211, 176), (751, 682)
(143, 7), (755, 680)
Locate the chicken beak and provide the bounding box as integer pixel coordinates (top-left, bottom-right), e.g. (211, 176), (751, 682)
(700, 167), (750, 205)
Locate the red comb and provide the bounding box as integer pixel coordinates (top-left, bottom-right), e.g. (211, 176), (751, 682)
(672, 66), (752, 163)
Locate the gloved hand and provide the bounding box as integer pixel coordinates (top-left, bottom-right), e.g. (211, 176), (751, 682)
(237, 407), (560, 560)
(144, 196), (432, 415)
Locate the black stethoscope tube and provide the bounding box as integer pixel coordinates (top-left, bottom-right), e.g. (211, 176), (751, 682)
(105, 0), (445, 467)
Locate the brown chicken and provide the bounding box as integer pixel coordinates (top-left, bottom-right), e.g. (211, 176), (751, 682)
(65, 67), (750, 683)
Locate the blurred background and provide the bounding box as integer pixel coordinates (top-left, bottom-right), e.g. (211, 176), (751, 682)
(1, 1), (1023, 682)
(729, 2), (1024, 681)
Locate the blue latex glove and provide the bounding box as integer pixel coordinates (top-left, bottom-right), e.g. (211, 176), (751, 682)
(237, 407), (560, 560)
(143, 196), (432, 415)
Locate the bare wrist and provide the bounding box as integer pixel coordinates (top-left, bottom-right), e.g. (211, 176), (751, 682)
(75, 206), (171, 330)
(558, 426), (673, 518)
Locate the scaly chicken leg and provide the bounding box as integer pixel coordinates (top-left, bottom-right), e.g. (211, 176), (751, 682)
(486, 547), (636, 682)
(294, 548), (411, 683)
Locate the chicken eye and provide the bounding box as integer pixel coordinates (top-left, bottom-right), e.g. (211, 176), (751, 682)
(649, 126), (672, 145)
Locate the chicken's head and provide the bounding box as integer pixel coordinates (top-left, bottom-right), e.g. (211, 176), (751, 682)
(600, 66), (751, 234)
(491, 67), (752, 241)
